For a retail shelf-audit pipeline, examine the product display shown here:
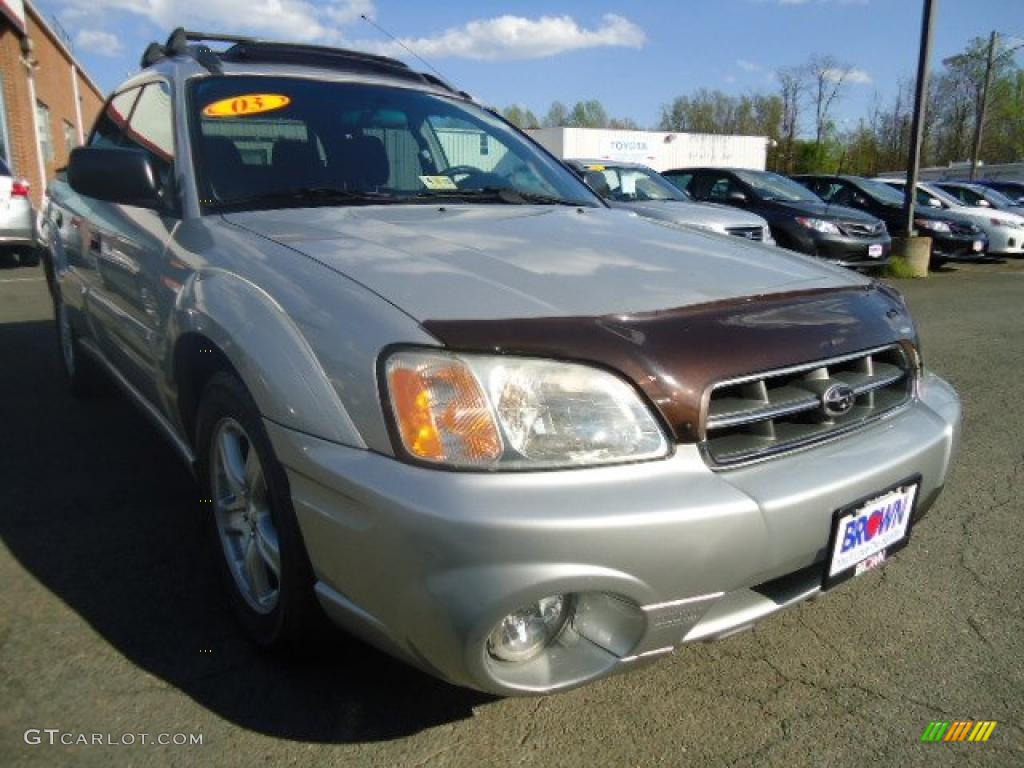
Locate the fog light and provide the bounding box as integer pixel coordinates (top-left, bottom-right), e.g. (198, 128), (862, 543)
(487, 595), (571, 662)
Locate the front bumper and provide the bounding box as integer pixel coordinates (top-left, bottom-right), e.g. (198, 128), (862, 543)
(268, 372), (960, 695)
(931, 232), (987, 261)
(786, 229), (892, 268)
(983, 227), (1024, 255)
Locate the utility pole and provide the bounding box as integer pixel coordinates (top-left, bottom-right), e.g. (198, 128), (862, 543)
(968, 31), (997, 181)
(903, 0), (937, 237)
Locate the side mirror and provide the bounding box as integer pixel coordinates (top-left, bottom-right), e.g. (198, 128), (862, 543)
(68, 147), (162, 209)
(975, 199), (992, 207)
(727, 190), (748, 204)
(583, 170), (611, 199)
(927, 197), (943, 208)
(852, 194), (868, 207)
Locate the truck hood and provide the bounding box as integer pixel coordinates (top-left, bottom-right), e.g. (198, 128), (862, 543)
(223, 205), (864, 321)
(610, 199), (768, 230)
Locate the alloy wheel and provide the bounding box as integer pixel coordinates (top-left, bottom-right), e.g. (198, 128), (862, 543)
(210, 418), (281, 613)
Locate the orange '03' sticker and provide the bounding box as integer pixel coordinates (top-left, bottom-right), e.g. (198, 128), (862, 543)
(202, 94), (291, 118)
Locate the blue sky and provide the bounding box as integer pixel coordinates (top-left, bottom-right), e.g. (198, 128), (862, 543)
(36, 0), (1024, 133)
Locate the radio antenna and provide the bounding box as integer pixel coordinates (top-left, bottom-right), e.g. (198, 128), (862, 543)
(359, 14), (449, 82)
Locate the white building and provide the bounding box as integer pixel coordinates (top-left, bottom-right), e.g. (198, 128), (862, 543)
(525, 127), (770, 172)
(879, 161), (1024, 182)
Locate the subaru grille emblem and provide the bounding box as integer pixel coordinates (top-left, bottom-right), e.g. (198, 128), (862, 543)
(821, 383), (856, 417)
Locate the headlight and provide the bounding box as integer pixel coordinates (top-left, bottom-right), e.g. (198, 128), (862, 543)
(383, 349), (669, 469)
(914, 218), (951, 234)
(795, 217), (841, 235)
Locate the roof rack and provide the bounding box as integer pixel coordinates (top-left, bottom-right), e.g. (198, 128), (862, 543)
(139, 28), (466, 96)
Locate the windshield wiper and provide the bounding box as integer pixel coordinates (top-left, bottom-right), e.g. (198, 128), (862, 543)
(214, 187), (401, 211)
(410, 187), (585, 207)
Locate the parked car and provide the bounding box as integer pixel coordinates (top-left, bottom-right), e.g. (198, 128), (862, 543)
(976, 179), (1024, 205)
(565, 159), (774, 244)
(42, 29), (961, 696)
(663, 167), (891, 269)
(877, 179), (1024, 255)
(793, 175), (988, 268)
(931, 180), (1024, 216)
(0, 156), (39, 266)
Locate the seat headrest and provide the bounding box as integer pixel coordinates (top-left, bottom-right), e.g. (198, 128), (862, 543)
(272, 139), (317, 170)
(334, 135), (390, 189)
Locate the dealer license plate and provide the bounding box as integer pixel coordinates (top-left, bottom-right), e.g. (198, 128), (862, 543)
(868, 244), (884, 258)
(824, 479), (918, 589)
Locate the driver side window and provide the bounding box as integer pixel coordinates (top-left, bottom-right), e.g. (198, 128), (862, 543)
(705, 174), (738, 202)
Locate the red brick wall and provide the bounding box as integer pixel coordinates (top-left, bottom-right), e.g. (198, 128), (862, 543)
(1, 13), (105, 207)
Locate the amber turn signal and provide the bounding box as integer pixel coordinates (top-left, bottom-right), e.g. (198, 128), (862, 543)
(387, 354), (502, 465)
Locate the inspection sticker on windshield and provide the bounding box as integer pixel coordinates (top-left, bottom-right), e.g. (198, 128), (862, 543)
(824, 479), (918, 589)
(419, 175), (458, 191)
(203, 94), (291, 118)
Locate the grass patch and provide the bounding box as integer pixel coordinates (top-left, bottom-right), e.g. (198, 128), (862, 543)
(885, 257), (923, 279)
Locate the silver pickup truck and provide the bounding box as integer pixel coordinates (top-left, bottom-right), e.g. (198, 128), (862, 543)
(41, 29), (961, 696)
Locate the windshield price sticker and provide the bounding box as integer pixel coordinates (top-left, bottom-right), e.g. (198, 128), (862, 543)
(203, 94), (291, 118)
(419, 175), (459, 191)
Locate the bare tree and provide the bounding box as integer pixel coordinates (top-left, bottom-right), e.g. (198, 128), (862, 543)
(776, 65), (809, 173)
(807, 55), (851, 146)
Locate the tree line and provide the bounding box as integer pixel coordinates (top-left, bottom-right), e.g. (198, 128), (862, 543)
(499, 38), (1023, 176)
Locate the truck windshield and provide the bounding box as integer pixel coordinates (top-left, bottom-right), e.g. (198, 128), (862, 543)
(188, 76), (599, 211)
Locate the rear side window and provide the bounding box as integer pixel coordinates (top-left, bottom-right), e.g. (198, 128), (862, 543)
(0, 157), (9, 176)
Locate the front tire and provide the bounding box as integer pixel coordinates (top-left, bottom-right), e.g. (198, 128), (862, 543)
(195, 371), (324, 650)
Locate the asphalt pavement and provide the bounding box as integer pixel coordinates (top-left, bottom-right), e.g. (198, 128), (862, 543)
(0, 256), (1021, 767)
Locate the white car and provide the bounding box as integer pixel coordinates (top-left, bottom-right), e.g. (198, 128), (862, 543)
(877, 178), (1024, 255)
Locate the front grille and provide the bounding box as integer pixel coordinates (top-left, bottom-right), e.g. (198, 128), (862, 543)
(703, 345), (914, 466)
(950, 221), (979, 236)
(725, 226), (764, 241)
(838, 220), (885, 237)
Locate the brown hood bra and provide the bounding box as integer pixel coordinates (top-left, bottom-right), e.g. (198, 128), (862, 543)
(423, 284), (918, 443)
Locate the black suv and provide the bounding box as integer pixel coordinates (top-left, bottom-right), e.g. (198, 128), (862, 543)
(663, 167), (890, 269)
(793, 175), (988, 268)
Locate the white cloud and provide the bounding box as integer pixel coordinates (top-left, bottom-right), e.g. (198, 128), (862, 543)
(56, 3), (643, 62)
(75, 29), (124, 56)
(359, 14), (646, 61)
(824, 66), (872, 84)
(736, 58), (763, 72)
(57, 0), (374, 43)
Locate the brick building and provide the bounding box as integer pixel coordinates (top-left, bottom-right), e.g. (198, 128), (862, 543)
(1, 0), (105, 207)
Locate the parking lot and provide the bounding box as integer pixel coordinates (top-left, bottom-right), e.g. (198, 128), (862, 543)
(0, 256), (1021, 767)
